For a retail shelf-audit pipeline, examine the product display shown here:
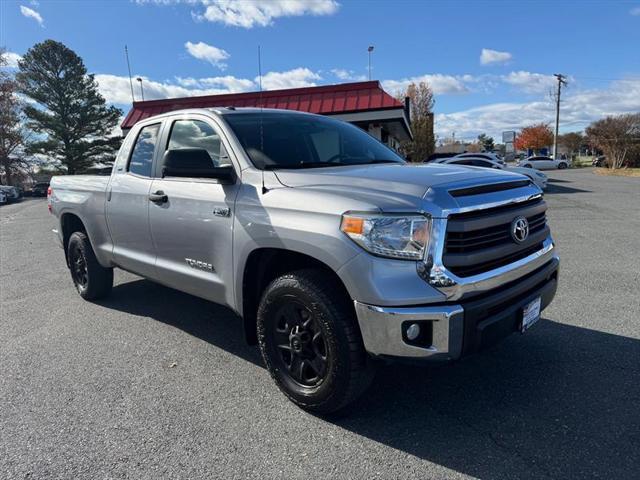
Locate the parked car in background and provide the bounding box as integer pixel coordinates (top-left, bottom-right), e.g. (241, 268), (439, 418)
(0, 190), (7, 205)
(592, 156), (606, 167)
(424, 153), (456, 163)
(519, 155), (570, 170)
(453, 152), (506, 166)
(32, 182), (50, 197)
(435, 156), (548, 190)
(0, 185), (20, 203)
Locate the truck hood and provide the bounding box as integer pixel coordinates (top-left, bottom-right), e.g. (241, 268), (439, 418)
(274, 163), (524, 198)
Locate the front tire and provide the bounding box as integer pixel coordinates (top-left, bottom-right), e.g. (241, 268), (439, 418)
(257, 269), (375, 415)
(67, 231), (113, 300)
(558, 162), (568, 169)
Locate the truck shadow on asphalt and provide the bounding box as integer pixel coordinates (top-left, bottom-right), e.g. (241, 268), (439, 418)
(101, 279), (639, 480)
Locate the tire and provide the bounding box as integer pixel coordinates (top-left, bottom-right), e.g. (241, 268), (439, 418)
(257, 269), (375, 415)
(558, 162), (568, 169)
(524, 164), (533, 168)
(67, 231), (113, 300)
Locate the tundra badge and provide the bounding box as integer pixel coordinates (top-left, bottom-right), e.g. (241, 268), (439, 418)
(185, 258), (214, 272)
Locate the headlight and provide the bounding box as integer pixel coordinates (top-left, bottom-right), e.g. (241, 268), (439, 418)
(340, 213), (430, 260)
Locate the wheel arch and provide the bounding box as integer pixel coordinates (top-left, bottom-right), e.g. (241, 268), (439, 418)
(240, 248), (354, 345)
(60, 212), (88, 266)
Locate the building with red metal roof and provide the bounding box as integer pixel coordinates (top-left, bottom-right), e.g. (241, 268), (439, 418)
(121, 81), (412, 150)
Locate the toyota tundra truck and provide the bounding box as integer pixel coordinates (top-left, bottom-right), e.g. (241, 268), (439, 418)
(49, 108), (559, 414)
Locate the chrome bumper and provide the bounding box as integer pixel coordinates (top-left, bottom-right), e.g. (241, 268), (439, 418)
(354, 302), (464, 360)
(356, 250), (559, 360)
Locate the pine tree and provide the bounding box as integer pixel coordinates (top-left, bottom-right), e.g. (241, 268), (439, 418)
(17, 40), (122, 174)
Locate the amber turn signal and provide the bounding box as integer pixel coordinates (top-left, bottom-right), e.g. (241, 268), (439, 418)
(340, 216), (364, 235)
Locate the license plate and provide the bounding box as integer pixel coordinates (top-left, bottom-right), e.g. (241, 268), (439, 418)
(521, 297), (541, 332)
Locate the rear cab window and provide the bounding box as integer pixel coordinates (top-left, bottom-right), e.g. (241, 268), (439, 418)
(129, 123), (161, 177)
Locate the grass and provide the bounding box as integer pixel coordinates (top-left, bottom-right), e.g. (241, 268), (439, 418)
(594, 168), (640, 177)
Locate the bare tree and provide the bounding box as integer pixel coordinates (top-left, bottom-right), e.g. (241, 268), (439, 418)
(0, 48), (29, 185)
(558, 131), (584, 158)
(586, 114), (640, 169)
(396, 82), (435, 161)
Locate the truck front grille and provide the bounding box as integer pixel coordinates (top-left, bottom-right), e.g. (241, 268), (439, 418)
(443, 198), (549, 277)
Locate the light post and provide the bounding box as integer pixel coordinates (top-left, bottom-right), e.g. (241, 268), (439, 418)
(368, 45), (374, 81)
(136, 77), (145, 101)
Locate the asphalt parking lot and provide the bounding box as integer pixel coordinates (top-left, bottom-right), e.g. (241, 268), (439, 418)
(1, 167), (639, 479)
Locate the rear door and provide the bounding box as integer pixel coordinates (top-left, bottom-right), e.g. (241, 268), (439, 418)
(148, 114), (240, 305)
(106, 121), (162, 278)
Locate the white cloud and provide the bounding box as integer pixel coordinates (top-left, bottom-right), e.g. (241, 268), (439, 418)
(630, 6), (640, 15)
(257, 67), (321, 90)
(95, 74), (254, 104)
(331, 68), (367, 82)
(480, 48), (512, 65)
(95, 68), (323, 104)
(138, 0), (339, 28)
(502, 71), (558, 94)
(175, 75), (255, 91)
(383, 74), (470, 95)
(20, 5), (44, 26)
(2, 51), (23, 68)
(185, 41), (230, 69)
(435, 78), (640, 140)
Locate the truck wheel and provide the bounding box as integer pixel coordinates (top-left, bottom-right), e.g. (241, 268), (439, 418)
(67, 231), (113, 300)
(257, 269), (375, 415)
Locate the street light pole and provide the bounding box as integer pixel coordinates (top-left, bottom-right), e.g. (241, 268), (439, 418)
(136, 77), (145, 101)
(368, 46), (374, 81)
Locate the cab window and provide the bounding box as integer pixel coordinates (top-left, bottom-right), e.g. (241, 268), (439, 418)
(167, 119), (230, 167)
(129, 124), (161, 177)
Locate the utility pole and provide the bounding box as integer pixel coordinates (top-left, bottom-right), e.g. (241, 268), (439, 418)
(553, 73), (567, 160)
(367, 46), (374, 81)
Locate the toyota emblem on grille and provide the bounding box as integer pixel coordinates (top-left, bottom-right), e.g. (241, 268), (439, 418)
(511, 216), (529, 243)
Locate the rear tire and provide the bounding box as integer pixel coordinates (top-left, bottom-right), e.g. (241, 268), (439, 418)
(257, 269), (375, 415)
(558, 162), (568, 169)
(67, 231), (113, 300)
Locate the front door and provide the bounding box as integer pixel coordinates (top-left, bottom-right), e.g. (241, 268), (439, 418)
(148, 116), (239, 305)
(106, 122), (162, 278)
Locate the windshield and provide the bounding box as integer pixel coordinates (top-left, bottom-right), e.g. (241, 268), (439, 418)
(224, 112), (405, 170)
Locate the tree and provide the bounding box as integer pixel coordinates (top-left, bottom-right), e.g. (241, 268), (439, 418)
(16, 40), (122, 174)
(558, 131), (584, 157)
(0, 49), (29, 185)
(397, 82), (435, 161)
(586, 114), (640, 169)
(514, 123), (554, 154)
(477, 133), (495, 151)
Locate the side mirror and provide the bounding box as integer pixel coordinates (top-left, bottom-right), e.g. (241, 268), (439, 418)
(161, 148), (235, 183)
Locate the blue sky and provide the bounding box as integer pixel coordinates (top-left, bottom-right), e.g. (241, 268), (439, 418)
(2, 0), (640, 141)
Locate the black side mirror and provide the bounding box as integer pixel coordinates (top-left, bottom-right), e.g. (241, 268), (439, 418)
(161, 148), (235, 183)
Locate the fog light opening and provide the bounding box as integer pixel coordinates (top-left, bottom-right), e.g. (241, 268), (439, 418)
(406, 323), (421, 341)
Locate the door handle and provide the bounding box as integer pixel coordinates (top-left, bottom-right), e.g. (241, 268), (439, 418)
(149, 191), (168, 203)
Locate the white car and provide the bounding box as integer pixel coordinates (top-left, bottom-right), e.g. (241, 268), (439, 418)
(518, 155), (570, 170)
(436, 156), (548, 190)
(453, 152), (506, 166)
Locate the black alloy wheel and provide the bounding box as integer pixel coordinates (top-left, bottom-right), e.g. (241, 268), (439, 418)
(271, 297), (329, 387)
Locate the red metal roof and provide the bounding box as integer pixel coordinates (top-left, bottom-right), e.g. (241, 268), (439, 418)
(121, 81), (403, 129)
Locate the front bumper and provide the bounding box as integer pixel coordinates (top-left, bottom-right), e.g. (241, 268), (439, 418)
(355, 256), (559, 361)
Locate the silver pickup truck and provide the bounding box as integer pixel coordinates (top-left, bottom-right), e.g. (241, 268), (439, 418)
(49, 108), (559, 414)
